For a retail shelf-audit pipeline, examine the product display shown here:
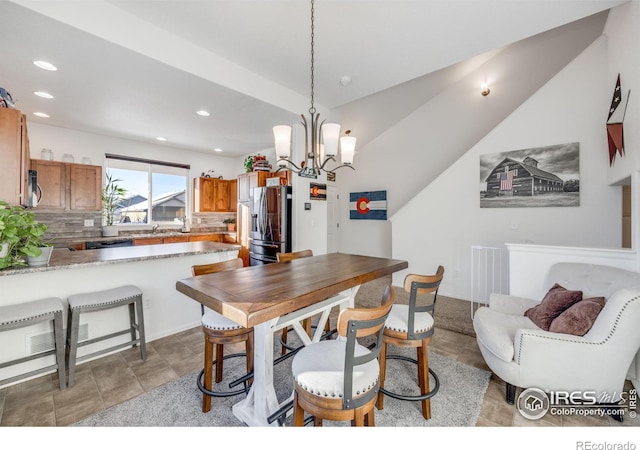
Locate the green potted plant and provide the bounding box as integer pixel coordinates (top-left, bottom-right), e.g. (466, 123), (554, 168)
(243, 155), (255, 173)
(102, 173), (127, 237)
(0, 201), (51, 268)
(223, 217), (236, 232)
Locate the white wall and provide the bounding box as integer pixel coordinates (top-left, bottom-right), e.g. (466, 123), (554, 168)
(28, 123), (244, 182)
(392, 35), (621, 300)
(335, 11), (608, 260)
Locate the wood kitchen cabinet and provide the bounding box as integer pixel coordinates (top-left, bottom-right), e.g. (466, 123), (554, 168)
(134, 237), (164, 246)
(237, 170), (290, 203)
(193, 177), (235, 212)
(0, 108), (30, 206)
(31, 159), (102, 211)
(163, 235), (190, 244)
(29, 160), (66, 209)
(188, 233), (223, 243)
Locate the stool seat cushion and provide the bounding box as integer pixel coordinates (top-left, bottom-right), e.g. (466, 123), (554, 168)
(202, 307), (243, 331)
(68, 285), (142, 309)
(292, 339), (379, 399)
(0, 297), (64, 327)
(384, 304), (434, 334)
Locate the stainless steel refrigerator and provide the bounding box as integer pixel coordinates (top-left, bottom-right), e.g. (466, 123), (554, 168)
(249, 185), (292, 265)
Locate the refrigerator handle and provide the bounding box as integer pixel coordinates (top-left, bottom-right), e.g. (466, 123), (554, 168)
(259, 188), (267, 237)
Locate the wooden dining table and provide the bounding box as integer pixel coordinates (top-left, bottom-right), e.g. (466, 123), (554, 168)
(175, 252), (408, 426)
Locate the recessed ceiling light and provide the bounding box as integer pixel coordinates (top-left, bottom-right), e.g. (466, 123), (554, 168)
(213, 148), (223, 152)
(156, 136), (167, 142)
(33, 112), (50, 118)
(33, 60), (58, 71)
(196, 110), (211, 117)
(34, 91), (54, 99)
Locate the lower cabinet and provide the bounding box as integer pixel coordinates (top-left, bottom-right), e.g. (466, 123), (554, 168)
(132, 234), (224, 246)
(188, 234), (223, 243)
(134, 237), (164, 246)
(164, 235), (190, 244)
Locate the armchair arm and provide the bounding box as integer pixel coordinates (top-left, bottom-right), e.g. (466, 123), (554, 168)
(512, 328), (624, 395)
(489, 293), (539, 315)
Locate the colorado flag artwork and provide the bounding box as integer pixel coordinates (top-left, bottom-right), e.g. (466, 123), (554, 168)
(349, 191), (387, 220)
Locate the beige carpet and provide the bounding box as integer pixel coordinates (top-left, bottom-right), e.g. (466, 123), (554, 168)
(354, 275), (476, 337)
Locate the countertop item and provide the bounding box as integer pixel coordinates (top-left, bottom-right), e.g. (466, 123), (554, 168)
(0, 241), (240, 277)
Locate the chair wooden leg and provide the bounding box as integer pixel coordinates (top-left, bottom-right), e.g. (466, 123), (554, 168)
(365, 408), (375, 426)
(418, 339), (431, 420)
(376, 341), (387, 410)
(215, 343), (224, 383)
(203, 337), (213, 413)
(354, 408), (365, 426)
(280, 328), (289, 356)
(245, 331), (254, 387)
(314, 417), (323, 426)
(302, 318), (312, 335)
(293, 392), (305, 426)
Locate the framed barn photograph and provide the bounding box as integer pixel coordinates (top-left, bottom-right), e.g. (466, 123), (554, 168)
(479, 142), (579, 208)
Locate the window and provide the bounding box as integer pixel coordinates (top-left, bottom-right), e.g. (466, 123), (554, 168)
(105, 154), (190, 226)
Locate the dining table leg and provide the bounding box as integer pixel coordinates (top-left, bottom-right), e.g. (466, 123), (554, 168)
(232, 317), (280, 426)
(231, 286), (360, 426)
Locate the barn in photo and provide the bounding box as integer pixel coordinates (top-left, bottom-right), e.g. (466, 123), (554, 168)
(485, 156), (564, 197)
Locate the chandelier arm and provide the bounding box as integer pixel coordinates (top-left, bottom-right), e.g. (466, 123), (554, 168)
(276, 158), (304, 173)
(318, 155), (336, 171)
(324, 163), (356, 172)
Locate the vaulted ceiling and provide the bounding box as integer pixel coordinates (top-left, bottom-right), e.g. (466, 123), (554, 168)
(0, 0), (627, 157)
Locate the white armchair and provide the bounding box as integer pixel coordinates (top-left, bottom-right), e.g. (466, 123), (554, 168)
(473, 262), (640, 405)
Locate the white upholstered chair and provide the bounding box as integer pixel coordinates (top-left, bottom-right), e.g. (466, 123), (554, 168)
(473, 262), (640, 406)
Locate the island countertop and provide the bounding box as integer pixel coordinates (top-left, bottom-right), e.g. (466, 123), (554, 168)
(0, 241), (240, 277)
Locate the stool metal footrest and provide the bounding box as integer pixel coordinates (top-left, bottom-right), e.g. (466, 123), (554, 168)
(197, 352), (252, 398)
(378, 354), (440, 402)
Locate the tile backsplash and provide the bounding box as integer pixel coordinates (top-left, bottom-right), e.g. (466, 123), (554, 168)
(34, 211), (236, 241)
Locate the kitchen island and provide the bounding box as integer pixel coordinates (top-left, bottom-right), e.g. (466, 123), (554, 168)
(0, 241), (240, 387)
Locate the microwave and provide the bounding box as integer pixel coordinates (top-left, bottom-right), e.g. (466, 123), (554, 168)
(26, 169), (41, 207)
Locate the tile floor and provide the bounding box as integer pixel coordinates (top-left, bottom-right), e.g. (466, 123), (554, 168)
(0, 325), (638, 428)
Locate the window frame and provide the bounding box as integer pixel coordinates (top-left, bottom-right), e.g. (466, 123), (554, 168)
(105, 154), (191, 229)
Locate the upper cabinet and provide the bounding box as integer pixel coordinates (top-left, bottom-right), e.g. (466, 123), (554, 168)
(237, 171), (290, 203)
(193, 177), (236, 212)
(0, 108), (30, 206)
(31, 159), (102, 211)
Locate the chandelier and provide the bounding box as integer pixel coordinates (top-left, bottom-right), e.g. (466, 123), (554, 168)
(273, 0), (356, 179)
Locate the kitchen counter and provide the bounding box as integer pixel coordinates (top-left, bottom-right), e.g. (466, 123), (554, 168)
(0, 241), (240, 385)
(51, 230), (236, 246)
(0, 241), (240, 277)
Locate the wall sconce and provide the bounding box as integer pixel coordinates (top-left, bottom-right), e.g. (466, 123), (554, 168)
(481, 83), (491, 96)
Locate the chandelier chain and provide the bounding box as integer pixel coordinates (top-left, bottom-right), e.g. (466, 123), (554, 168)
(309, 0), (315, 115)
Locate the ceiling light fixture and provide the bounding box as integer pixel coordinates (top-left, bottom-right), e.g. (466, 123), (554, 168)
(213, 148), (223, 152)
(273, 0), (356, 179)
(481, 83), (491, 96)
(196, 110), (210, 117)
(33, 60), (58, 71)
(156, 136), (167, 142)
(34, 91), (54, 99)
(33, 112), (50, 118)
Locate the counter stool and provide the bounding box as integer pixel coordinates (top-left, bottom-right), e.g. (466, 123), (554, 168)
(66, 285), (146, 387)
(0, 297), (66, 390)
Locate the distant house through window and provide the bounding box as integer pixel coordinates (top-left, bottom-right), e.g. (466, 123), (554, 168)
(105, 154), (190, 226)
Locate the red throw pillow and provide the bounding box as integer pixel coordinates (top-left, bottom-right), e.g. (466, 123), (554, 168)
(549, 297), (605, 336)
(524, 283), (583, 330)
